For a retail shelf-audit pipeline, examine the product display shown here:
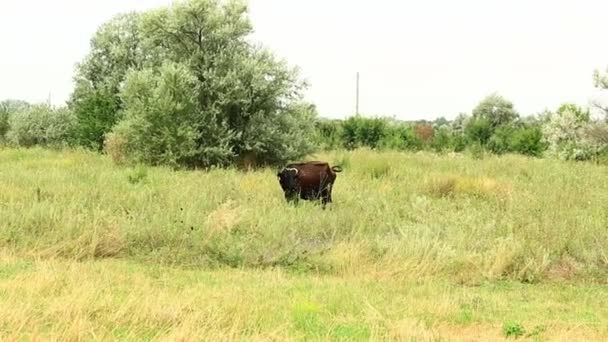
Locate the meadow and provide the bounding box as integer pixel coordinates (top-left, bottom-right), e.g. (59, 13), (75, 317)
(1, 147), (607, 340)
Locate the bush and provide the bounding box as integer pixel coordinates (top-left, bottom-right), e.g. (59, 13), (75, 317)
(487, 125), (515, 155)
(413, 123), (434, 143)
(108, 62), (233, 168)
(542, 104), (598, 161)
(381, 124), (424, 151)
(69, 12), (143, 150)
(465, 117), (493, 145)
(340, 116), (388, 150)
(314, 119), (343, 150)
(0, 100), (30, 141)
(510, 125), (546, 157)
(430, 125), (453, 152)
(487, 123), (546, 157)
(7, 104), (76, 147)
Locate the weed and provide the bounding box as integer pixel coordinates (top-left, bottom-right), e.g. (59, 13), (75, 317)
(503, 321), (525, 338)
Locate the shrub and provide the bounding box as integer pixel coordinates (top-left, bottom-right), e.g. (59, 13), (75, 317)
(487, 124), (515, 155)
(510, 125), (546, 157)
(381, 124), (424, 151)
(542, 104), (598, 161)
(451, 134), (467, 152)
(314, 119), (343, 150)
(340, 116), (388, 150)
(503, 322), (525, 338)
(0, 100), (30, 141)
(430, 125), (453, 152)
(413, 123), (434, 143)
(7, 104), (76, 147)
(486, 122), (546, 157)
(465, 117), (493, 145)
(108, 62), (233, 168)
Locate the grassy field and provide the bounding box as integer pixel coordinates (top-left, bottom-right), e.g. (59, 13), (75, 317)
(1, 147), (607, 340)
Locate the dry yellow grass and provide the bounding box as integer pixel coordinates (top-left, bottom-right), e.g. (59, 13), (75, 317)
(0, 254), (607, 341)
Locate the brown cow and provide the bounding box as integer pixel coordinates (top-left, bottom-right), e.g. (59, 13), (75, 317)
(277, 161), (343, 208)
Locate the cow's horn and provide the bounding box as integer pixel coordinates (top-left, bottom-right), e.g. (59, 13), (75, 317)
(285, 167), (299, 174)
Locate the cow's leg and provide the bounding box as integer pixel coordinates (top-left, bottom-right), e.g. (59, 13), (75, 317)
(320, 184), (332, 209)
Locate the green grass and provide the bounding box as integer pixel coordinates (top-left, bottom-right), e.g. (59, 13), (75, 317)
(1, 146), (608, 340)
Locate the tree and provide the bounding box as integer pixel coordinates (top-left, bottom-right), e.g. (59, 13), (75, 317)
(465, 117), (492, 145)
(0, 99), (30, 140)
(413, 123), (434, 144)
(451, 112), (470, 134)
(69, 12), (145, 150)
(592, 67), (608, 118)
(472, 93), (519, 130)
(432, 116), (449, 128)
(73, 0), (317, 168)
(6, 104), (76, 147)
(542, 104), (597, 160)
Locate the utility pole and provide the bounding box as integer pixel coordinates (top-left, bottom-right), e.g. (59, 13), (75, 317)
(355, 72), (360, 115)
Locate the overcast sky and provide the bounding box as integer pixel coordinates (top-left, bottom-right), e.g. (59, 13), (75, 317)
(1, 0), (607, 120)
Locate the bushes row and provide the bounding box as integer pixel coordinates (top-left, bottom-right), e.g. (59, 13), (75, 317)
(0, 101), (77, 148)
(2, 91), (606, 165)
(315, 115), (546, 157)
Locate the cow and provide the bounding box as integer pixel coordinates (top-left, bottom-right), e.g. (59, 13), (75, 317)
(277, 161), (343, 208)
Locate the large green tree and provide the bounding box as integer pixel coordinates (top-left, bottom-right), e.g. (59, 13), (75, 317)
(69, 12), (145, 150)
(471, 93), (519, 129)
(71, 0), (316, 167)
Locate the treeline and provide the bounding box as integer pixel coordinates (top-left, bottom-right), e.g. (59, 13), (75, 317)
(315, 94), (608, 162)
(3, 93), (608, 164)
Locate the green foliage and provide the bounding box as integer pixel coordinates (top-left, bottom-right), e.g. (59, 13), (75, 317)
(72, 0), (316, 168)
(467, 141), (486, 159)
(487, 123), (545, 157)
(69, 12), (144, 150)
(542, 103), (601, 161)
(487, 124), (515, 154)
(340, 116), (388, 150)
(430, 125), (454, 152)
(314, 118), (343, 150)
(451, 112), (470, 134)
(0, 100), (30, 141)
(503, 321), (525, 338)
(509, 125), (546, 157)
(109, 62), (233, 168)
(465, 117), (493, 145)
(6, 104), (76, 147)
(593, 66), (608, 89)
(557, 103), (590, 122)
(381, 124), (424, 151)
(472, 93), (519, 130)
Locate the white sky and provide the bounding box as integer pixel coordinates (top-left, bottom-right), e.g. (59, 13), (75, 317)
(1, 0), (608, 120)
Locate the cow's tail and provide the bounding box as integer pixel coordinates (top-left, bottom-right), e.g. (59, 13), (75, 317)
(331, 165), (343, 173)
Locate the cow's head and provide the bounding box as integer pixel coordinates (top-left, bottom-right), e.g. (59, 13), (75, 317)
(277, 167), (300, 201)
